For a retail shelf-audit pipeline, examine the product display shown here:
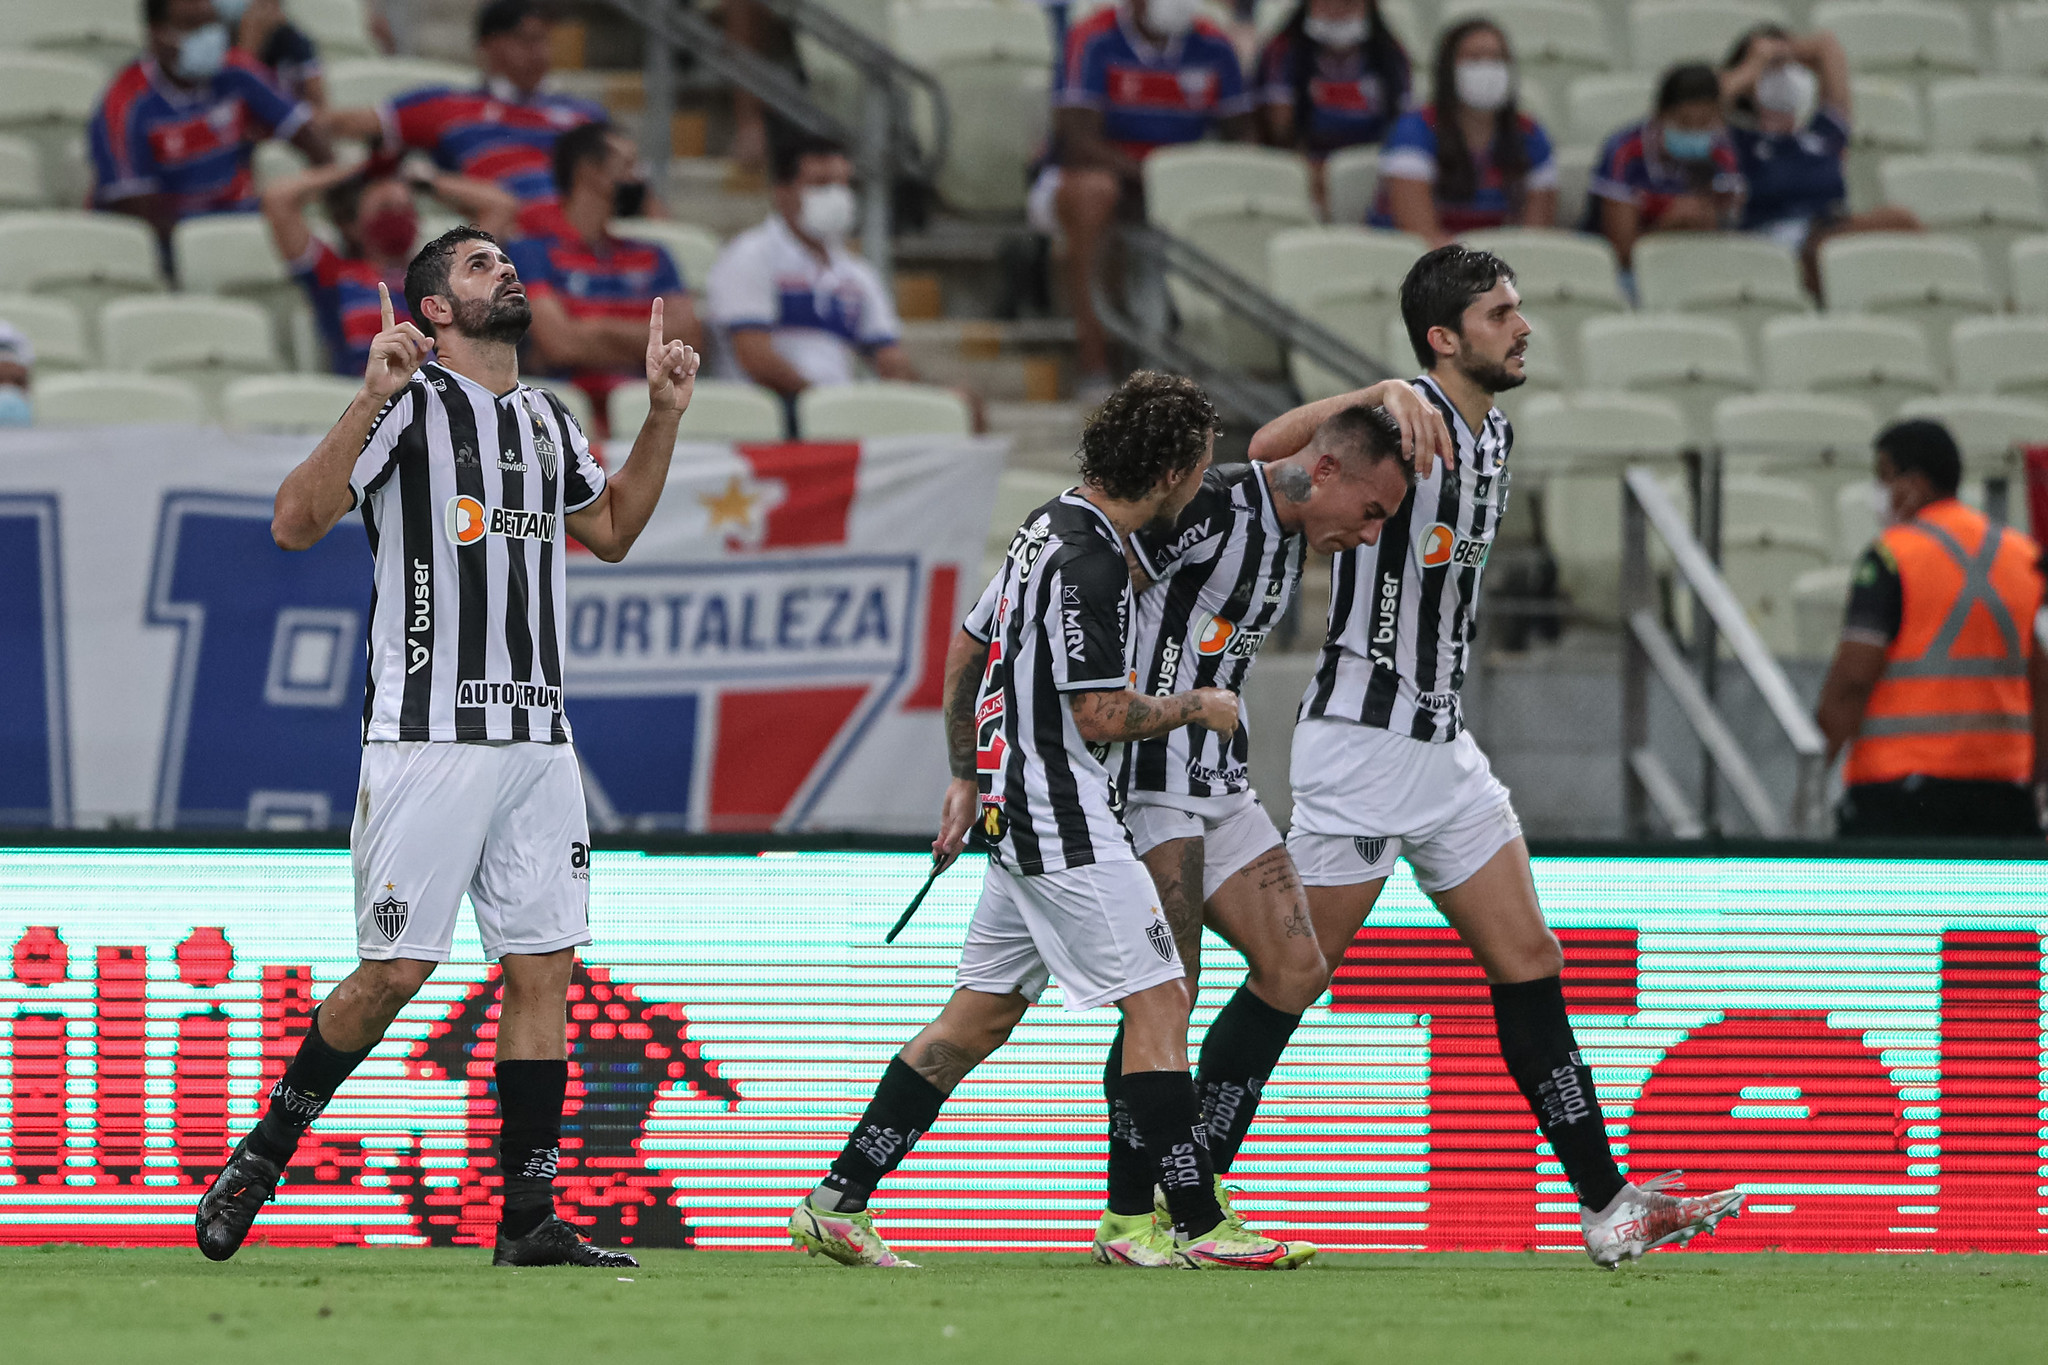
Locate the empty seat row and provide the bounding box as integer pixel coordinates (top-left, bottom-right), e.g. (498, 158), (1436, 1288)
(0, 0), (377, 63)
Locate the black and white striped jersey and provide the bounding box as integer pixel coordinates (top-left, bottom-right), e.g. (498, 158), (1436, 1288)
(962, 490), (1137, 875)
(348, 362), (608, 744)
(1301, 375), (1511, 742)
(1125, 462), (1303, 798)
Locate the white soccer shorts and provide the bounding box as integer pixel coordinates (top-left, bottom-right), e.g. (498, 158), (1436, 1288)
(351, 740), (593, 962)
(955, 856), (1187, 1012)
(1123, 789), (1284, 901)
(1285, 720), (1524, 895)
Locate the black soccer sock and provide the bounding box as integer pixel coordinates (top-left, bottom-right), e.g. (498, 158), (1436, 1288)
(247, 1007), (374, 1165)
(1101, 1027), (1154, 1216)
(814, 1056), (947, 1213)
(1196, 985), (1303, 1174)
(1121, 1070), (1224, 1238)
(495, 1059), (569, 1239)
(1490, 975), (1627, 1211)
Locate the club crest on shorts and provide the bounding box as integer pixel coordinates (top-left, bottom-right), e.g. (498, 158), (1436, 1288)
(1144, 911), (1175, 962)
(1353, 836), (1388, 867)
(371, 895), (409, 942)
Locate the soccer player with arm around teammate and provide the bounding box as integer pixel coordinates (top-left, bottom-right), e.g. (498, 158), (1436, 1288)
(1247, 244), (1744, 1268)
(1089, 400), (1425, 1268)
(788, 374), (1302, 1270)
(196, 230), (699, 1268)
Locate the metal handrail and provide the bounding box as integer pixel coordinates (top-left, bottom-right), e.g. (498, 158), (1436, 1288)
(1621, 464), (1828, 838)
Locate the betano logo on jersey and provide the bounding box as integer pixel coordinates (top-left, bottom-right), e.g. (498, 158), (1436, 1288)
(1192, 612), (1267, 661)
(445, 495), (558, 546)
(1420, 523), (1489, 570)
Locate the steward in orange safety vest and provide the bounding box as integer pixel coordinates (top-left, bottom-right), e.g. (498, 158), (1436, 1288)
(1818, 419), (2047, 839)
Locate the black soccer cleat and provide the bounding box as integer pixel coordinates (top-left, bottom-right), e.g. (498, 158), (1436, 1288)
(194, 1134), (284, 1262)
(492, 1215), (640, 1268)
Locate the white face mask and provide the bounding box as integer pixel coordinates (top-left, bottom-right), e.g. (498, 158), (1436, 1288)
(1754, 62), (1818, 118)
(1145, 0), (1205, 38)
(1870, 480), (1899, 527)
(797, 183), (857, 244)
(174, 21), (230, 81)
(1304, 15), (1368, 48)
(1454, 59), (1513, 113)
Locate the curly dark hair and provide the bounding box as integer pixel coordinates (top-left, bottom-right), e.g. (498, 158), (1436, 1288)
(1077, 372), (1218, 502)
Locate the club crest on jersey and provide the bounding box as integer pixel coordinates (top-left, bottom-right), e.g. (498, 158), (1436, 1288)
(446, 495), (556, 545)
(371, 895), (408, 942)
(523, 395), (560, 477)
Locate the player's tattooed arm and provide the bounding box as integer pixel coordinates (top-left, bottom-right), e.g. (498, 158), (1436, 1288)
(1069, 687), (1238, 743)
(940, 629), (990, 782)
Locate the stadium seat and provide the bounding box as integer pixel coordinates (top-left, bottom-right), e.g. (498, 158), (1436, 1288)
(1949, 315), (2048, 398)
(1926, 77), (2048, 155)
(99, 296), (283, 408)
(1816, 2), (1980, 90)
(1843, 77), (1926, 210)
(292, 0), (379, 57)
(1552, 142), (1599, 230)
(1718, 473), (1834, 657)
(0, 52), (104, 195)
(1516, 390), (1689, 469)
(0, 133), (48, 207)
(1758, 314), (1942, 414)
(31, 371), (207, 427)
(1629, 1), (1789, 72)
(1817, 232), (1995, 366)
(1827, 466), (1986, 559)
(2011, 233), (2048, 310)
(1633, 234), (1807, 345)
(1146, 145), (1315, 369)
(173, 214), (293, 297)
(522, 377), (597, 435)
(1439, 0), (1617, 108)
(891, 1), (1051, 214)
(1995, 3), (2048, 79)
(1324, 146), (1380, 227)
(1460, 229), (1627, 375)
(0, 293), (90, 371)
(1269, 227), (1427, 399)
(1893, 392), (2048, 480)
(1567, 71), (1656, 145)
(610, 378), (787, 443)
(1878, 155), (2048, 296)
(220, 375), (363, 432)
(1713, 391), (1880, 468)
(610, 219), (723, 295)
(0, 211), (162, 333)
(325, 58), (478, 110)
(0, 0), (144, 68)
(1790, 564), (1853, 658)
(1581, 314), (1755, 444)
(796, 381), (974, 438)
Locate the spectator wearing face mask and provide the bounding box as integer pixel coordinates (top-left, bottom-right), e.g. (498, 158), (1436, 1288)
(90, 0), (332, 251)
(0, 322), (33, 428)
(1588, 63), (1744, 270)
(508, 122), (702, 428)
(1371, 18), (1555, 245)
(1035, 0), (1254, 398)
(1722, 26), (1918, 294)
(1258, 0), (1412, 208)
(261, 154), (516, 375)
(219, 0), (324, 108)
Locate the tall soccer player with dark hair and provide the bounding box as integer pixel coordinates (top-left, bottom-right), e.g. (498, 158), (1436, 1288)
(195, 227), (700, 1266)
(788, 373), (1310, 1270)
(1091, 401), (1433, 1266)
(1253, 245), (1745, 1267)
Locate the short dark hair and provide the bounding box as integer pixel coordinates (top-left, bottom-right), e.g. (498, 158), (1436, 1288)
(770, 128), (849, 185)
(1316, 404), (1410, 481)
(477, 0), (539, 41)
(1400, 244), (1516, 369)
(1657, 62), (1723, 113)
(552, 120), (614, 195)
(1877, 419), (1962, 498)
(1077, 371), (1218, 502)
(404, 226), (498, 337)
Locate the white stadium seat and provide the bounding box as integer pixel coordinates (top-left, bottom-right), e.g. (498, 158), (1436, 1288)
(1758, 314), (1942, 414)
(2011, 233), (2048, 310)
(1995, 4), (2048, 79)
(1893, 392), (2048, 478)
(32, 371), (207, 427)
(1816, 2), (1980, 88)
(1580, 313), (1756, 443)
(1629, 1), (1789, 72)
(1516, 389), (1690, 468)
(610, 378), (787, 444)
(1713, 392), (1880, 470)
(1324, 146), (1381, 227)
(1552, 141), (1600, 230)
(1843, 77), (1926, 210)
(1718, 473), (1834, 657)
(1633, 234), (1808, 344)
(891, 0), (1052, 214)
(610, 218), (723, 295)
(292, 0), (379, 57)
(797, 381), (973, 438)
(325, 58), (477, 110)
(220, 375), (364, 432)
(1567, 72), (1656, 145)
(0, 293), (91, 371)
(0, 0), (144, 67)
(1147, 145), (1315, 369)
(1818, 232), (1996, 365)
(1926, 77), (2048, 154)
(1269, 226), (1428, 399)
(0, 133), (49, 207)
(1790, 564), (1854, 658)
(1949, 315), (2048, 398)
(0, 211), (161, 333)
(1878, 155), (2048, 295)
(0, 52), (106, 195)
(99, 296), (283, 408)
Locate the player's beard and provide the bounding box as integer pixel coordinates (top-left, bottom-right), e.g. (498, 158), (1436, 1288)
(1457, 339), (1527, 395)
(449, 286), (533, 345)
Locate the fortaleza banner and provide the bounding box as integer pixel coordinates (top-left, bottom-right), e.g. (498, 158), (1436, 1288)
(0, 425), (1005, 832)
(0, 849), (2042, 1254)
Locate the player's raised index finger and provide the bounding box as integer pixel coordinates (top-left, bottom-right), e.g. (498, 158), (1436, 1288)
(378, 281), (395, 332)
(649, 295), (664, 344)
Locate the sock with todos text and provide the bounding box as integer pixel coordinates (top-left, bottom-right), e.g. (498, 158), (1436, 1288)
(1195, 985), (1304, 1174)
(495, 1058), (569, 1240)
(1101, 1027), (1155, 1216)
(812, 1056), (947, 1214)
(1490, 975), (1627, 1211)
(1121, 1069), (1225, 1238)
(247, 1007), (374, 1165)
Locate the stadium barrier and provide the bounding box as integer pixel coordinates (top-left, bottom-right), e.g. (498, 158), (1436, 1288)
(0, 842), (2041, 1254)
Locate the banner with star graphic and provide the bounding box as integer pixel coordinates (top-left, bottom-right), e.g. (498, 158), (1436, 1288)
(0, 425), (1006, 831)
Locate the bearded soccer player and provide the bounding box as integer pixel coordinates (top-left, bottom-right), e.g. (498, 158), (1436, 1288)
(195, 229), (700, 1266)
(788, 373), (1308, 1270)
(1089, 401), (1431, 1266)
(1253, 244), (1745, 1267)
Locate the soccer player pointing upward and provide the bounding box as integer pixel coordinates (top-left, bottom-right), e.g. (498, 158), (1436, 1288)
(197, 232), (700, 1267)
(790, 374), (1308, 1270)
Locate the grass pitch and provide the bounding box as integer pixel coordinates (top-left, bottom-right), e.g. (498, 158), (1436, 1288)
(1, 1246), (2037, 1365)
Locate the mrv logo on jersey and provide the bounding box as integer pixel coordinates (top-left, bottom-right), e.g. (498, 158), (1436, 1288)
(456, 680), (564, 710)
(445, 495), (557, 546)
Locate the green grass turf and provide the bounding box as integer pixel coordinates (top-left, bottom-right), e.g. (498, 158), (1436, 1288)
(0, 1247), (2038, 1365)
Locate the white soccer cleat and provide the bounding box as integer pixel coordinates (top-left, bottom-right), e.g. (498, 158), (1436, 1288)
(1582, 1172), (1744, 1268)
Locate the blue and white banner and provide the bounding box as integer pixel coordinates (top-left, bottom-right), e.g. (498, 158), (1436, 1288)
(0, 425), (1006, 831)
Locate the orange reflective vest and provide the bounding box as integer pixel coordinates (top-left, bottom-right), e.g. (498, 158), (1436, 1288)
(1845, 499), (2043, 786)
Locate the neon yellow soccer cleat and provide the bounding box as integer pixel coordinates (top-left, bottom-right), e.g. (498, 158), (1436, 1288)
(1156, 1180), (1318, 1269)
(1090, 1209), (1180, 1268)
(789, 1199), (920, 1269)
(1175, 1216), (1317, 1270)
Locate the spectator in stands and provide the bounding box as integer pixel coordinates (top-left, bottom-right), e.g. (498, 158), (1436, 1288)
(1258, 0), (1412, 210)
(262, 155), (516, 375)
(0, 322), (33, 428)
(221, 0), (324, 108)
(1820, 419), (2047, 840)
(90, 0), (332, 250)
(1038, 0), (1254, 398)
(509, 122), (703, 429)
(322, 0), (606, 211)
(1722, 26), (1919, 296)
(1589, 63), (1744, 272)
(1372, 18), (1555, 245)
